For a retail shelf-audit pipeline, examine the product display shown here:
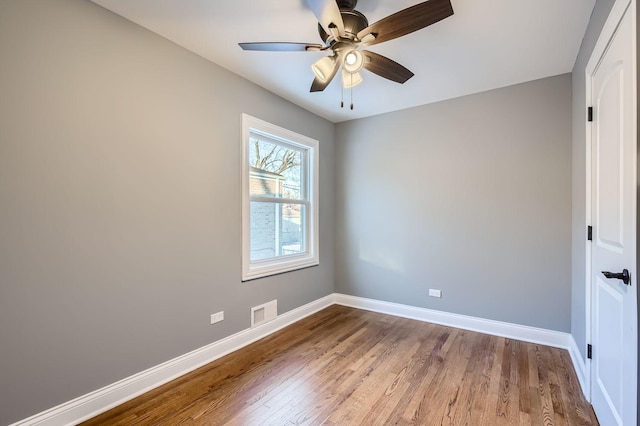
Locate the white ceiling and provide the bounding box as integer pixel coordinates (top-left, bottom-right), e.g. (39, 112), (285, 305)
(90, 0), (595, 123)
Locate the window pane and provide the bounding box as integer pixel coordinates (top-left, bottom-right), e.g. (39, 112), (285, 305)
(249, 138), (303, 200)
(242, 114), (318, 281)
(250, 202), (306, 261)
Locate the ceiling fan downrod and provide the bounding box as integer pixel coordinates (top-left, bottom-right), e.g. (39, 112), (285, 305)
(336, 0), (357, 10)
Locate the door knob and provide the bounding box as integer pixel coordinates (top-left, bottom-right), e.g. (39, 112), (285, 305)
(602, 269), (630, 285)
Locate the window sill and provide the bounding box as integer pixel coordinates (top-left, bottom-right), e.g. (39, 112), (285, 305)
(242, 255), (319, 281)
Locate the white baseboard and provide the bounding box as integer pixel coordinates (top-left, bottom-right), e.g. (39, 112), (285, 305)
(334, 293), (573, 349)
(568, 335), (590, 398)
(9, 294), (334, 426)
(12, 292), (590, 425)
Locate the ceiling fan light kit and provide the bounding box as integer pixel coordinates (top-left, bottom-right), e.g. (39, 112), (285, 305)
(312, 55), (338, 82)
(343, 49), (364, 73)
(342, 69), (363, 88)
(239, 0), (454, 107)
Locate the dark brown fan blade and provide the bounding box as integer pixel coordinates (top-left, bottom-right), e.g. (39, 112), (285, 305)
(305, 0), (345, 38)
(310, 58), (341, 92)
(239, 42), (324, 52)
(362, 50), (414, 84)
(357, 0), (453, 46)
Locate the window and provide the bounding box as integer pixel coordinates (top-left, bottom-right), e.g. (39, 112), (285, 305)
(242, 114), (319, 281)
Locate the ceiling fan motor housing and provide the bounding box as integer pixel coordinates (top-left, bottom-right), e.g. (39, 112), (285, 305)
(318, 9), (368, 44)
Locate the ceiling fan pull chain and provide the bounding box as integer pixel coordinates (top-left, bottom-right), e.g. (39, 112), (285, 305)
(341, 84), (344, 108)
(350, 75), (354, 110)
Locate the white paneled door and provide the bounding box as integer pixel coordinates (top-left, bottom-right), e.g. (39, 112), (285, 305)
(588, 1), (637, 425)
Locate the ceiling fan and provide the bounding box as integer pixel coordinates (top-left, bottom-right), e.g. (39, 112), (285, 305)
(239, 0), (454, 94)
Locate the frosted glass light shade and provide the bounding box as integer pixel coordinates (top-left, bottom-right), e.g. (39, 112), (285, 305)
(342, 50), (364, 73)
(311, 56), (337, 82)
(342, 70), (362, 88)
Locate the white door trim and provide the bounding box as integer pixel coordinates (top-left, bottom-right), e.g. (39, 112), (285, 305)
(584, 0), (637, 407)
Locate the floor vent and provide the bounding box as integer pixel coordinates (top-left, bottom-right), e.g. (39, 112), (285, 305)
(251, 299), (277, 328)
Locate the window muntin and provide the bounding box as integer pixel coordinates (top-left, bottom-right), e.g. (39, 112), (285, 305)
(242, 114), (318, 281)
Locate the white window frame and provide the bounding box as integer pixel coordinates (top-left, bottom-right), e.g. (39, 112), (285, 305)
(241, 114), (319, 281)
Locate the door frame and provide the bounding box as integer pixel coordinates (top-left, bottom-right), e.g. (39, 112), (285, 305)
(584, 0), (637, 407)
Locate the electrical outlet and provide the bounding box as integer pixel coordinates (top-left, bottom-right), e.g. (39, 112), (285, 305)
(429, 289), (442, 298)
(210, 311), (224, 324)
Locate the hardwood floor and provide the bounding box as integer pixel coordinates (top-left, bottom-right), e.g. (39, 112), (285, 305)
(82, 305), (598, 425)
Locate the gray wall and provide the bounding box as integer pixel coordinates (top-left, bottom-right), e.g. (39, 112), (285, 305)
(0, 0), (335, 424)
(1, 0), (627, 424)
(570, 0), (616, 363)
(335, 74), (573, 332)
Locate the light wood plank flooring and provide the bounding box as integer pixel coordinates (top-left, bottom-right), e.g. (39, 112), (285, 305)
(82, 305), (598, 425)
